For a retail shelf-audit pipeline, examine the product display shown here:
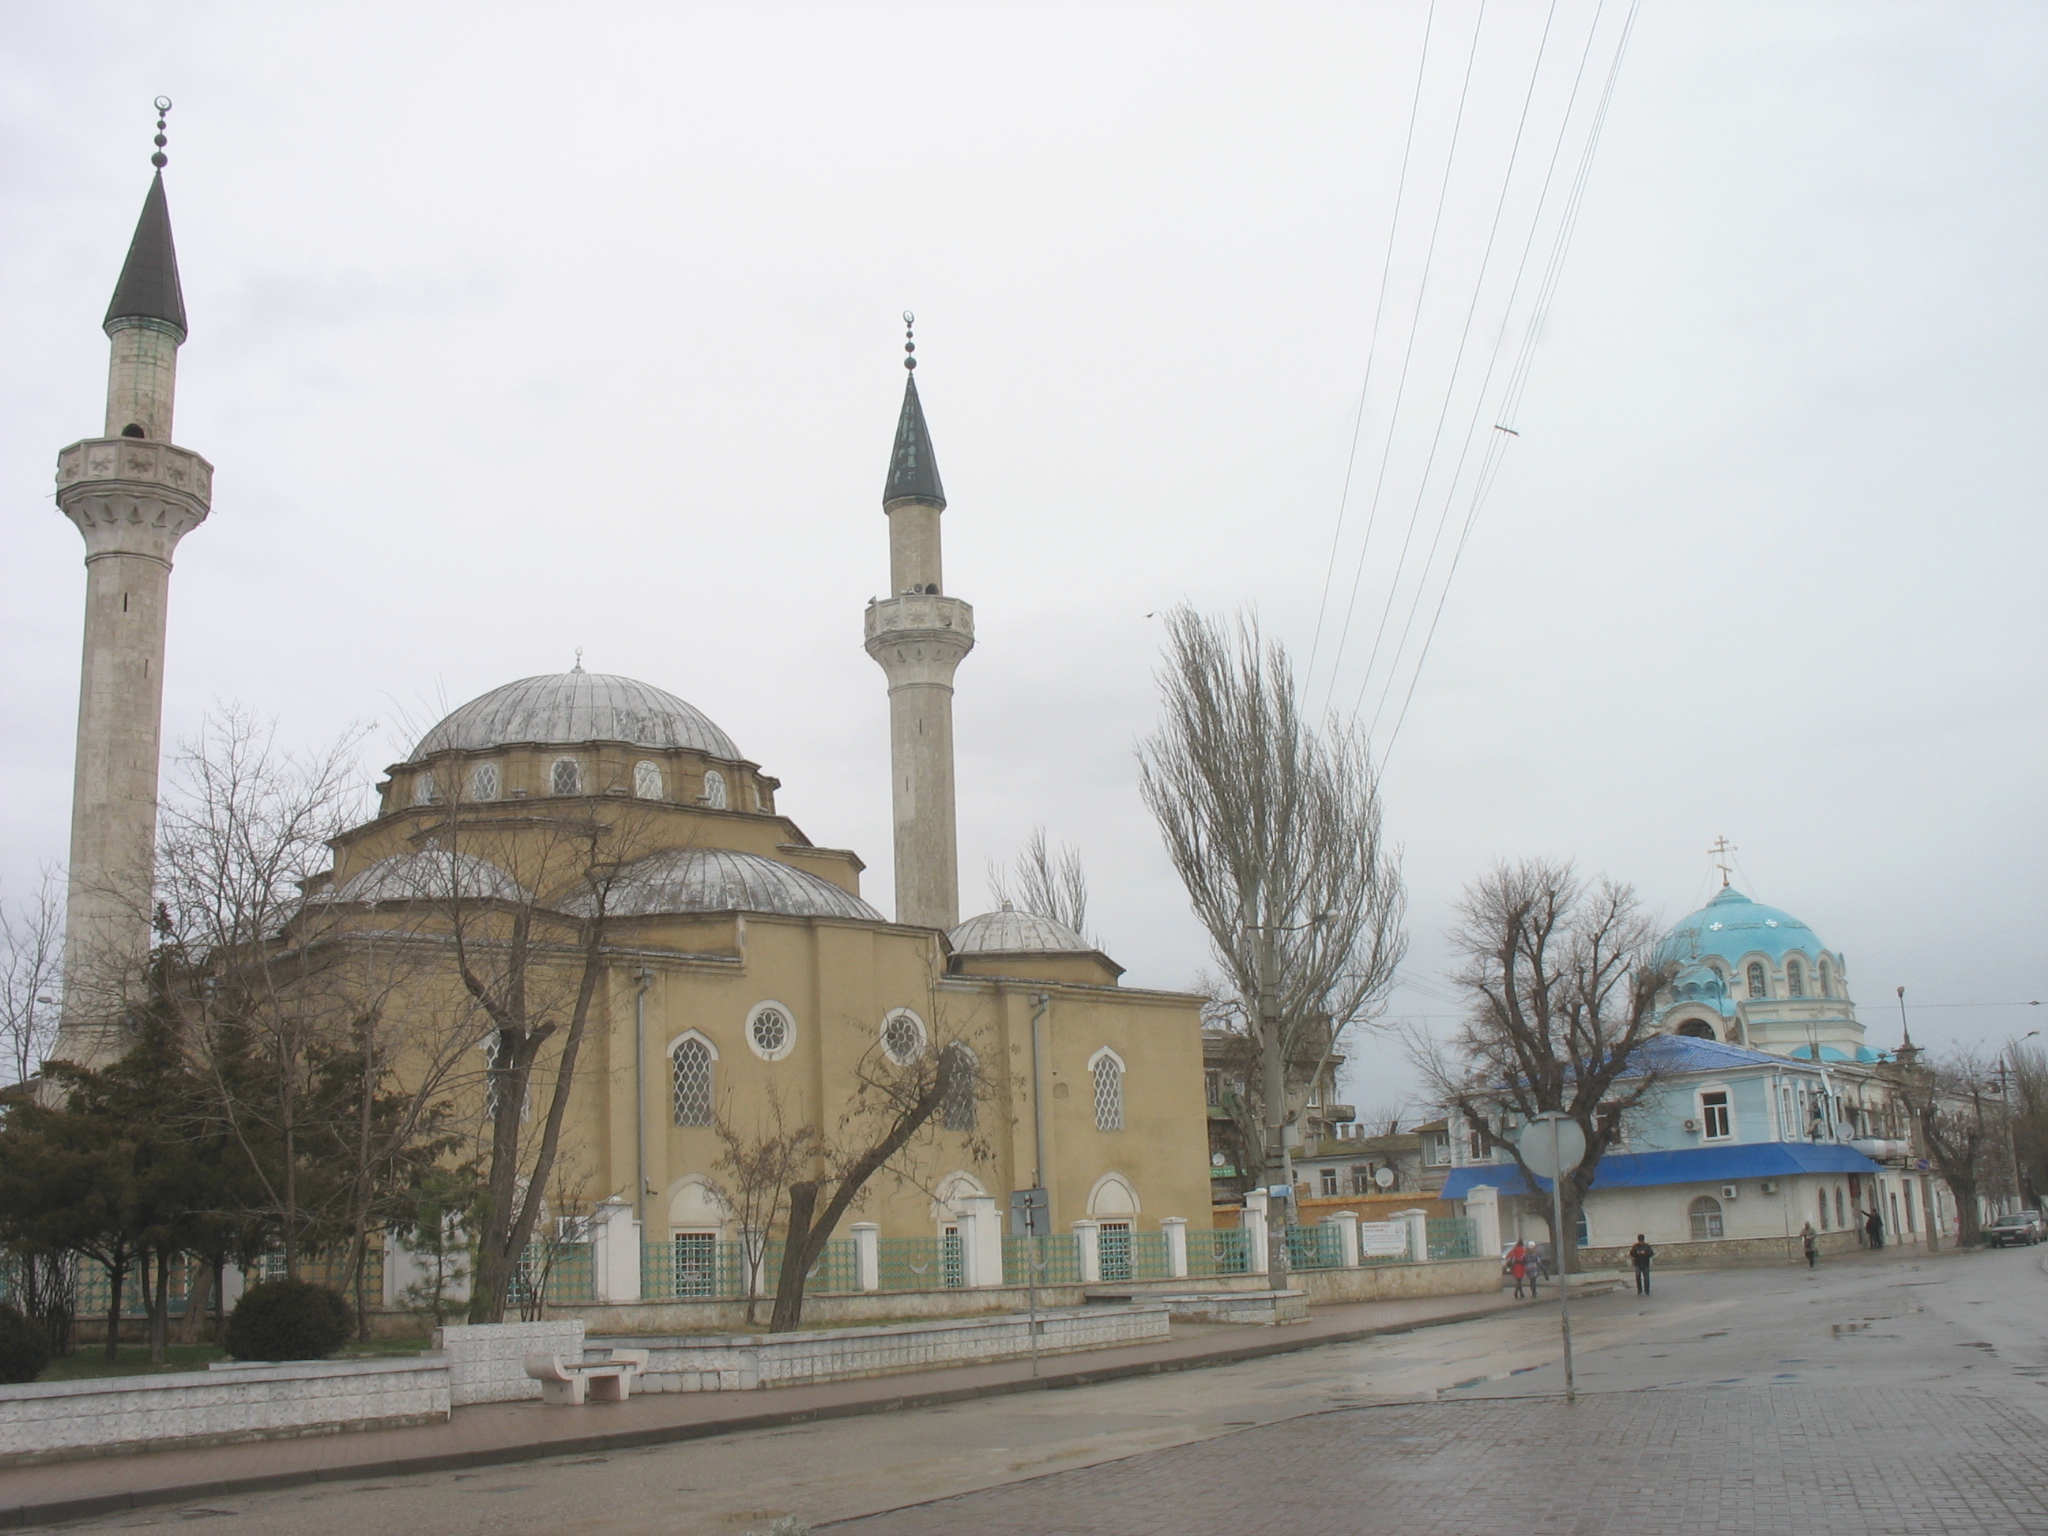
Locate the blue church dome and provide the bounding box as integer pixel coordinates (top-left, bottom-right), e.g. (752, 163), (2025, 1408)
(1656, 886), (1832, 968)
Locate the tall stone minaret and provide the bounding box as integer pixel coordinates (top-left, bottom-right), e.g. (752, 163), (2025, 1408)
(50, 106), (212, 1067)
(863, 317), (973, 930)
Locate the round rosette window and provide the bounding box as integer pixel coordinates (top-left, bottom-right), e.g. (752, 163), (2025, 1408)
(880, 1008), (927, 1064)
(746, 1000), (796, 1061)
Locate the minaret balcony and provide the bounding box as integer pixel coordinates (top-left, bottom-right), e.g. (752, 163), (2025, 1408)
(864, 592), (975, 686)
(56, 437), (213, 559)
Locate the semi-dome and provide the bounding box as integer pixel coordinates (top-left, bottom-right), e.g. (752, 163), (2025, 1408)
(581, 848), (882, 922)
(1656, 886), (1834, 968)
(408, 672), (740, 763)
(949, 906), (1091, 954)
(331, 849), (530, 906)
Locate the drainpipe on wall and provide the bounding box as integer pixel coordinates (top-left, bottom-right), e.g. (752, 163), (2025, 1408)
(635, 968), (654, 1230)
(1030, 992), (1051, 1190)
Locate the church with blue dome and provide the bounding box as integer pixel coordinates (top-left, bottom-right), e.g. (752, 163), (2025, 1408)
(1653, 884), (1884, 1064)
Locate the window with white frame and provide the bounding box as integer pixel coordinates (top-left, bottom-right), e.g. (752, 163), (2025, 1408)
(1423, 1131), (1451, 1167)
(1688, 1194), (1725, 1240)
(1786, 959), (1806, 997)
(671, 1036), (714, 1126)
(551, 757), (582, 796)
(881, 1008), (926, 1064)
(1320, 1167), (1338, 1196)
(634, 760), (664, 800)
(701, 770), (728, 809)
(1747, 961), (1768, 999)
(670, 1231), (720, 1298)
(1091, 1050), (1125, 1131)
(468, 761), (500, 801)
(747, 1001), (795, 1061)
(1350, 1164), (1372, 1194)
(1699, 1089), (1732, 1141)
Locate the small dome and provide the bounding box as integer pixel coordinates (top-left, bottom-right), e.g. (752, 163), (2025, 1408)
(1656, 887), (1831, 968)
(333, 849), (529, 906)
(949, 907), (1090, 954)
(583, 848), (882, 922)
(408, 672), (740, 762)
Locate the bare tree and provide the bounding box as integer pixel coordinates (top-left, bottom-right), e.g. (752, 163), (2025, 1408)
(1139, 606), (1405, 1208)
(0, 873), (64, 1087)
(769, 1028), (992, 1333)
(712, 1088), (820, 1325)
(2011, 1042), (2048, 1211)
(1413, 860), (1668, 1272)
(1895, 1046), (2008, 1246)
(987, 826), (1090, 940)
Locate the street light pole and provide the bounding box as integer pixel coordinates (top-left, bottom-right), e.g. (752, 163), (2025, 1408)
(1551, 1115), (1576, 1405)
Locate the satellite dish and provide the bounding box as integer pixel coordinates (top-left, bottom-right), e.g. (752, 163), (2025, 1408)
(1211, 1152), (1228, 1168)
(1373, 1167), (1395, 1189)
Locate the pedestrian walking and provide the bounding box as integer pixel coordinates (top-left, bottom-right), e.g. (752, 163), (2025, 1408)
(1507, 1240), (1531, 1300)
(1629, 1234), (1655, 1295)
(1865, 1208), (1884, 1250)
(1801, 1221), (1819, 1268)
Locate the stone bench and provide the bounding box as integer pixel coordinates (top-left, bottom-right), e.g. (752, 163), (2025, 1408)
(523, 1347), (650, 1405)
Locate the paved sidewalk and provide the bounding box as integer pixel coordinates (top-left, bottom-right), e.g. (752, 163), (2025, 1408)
(0, 1286), (1528, 1530)
(823, 1385), (2048, 1536)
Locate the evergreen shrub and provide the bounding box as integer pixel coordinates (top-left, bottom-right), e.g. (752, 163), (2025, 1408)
(0, 1304), (52, 1384)
(222, 1278), (352, 1361)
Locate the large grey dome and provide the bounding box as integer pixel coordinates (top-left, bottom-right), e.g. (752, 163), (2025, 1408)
(949, 907), (1090, 953)
(331, 849), (530, 906)
(409, 672), (740, 762)
(581, 848), (883, 922)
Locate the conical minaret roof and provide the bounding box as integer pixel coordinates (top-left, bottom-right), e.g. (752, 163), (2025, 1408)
(882, 373), (945, 508)
(104, 171), (187, 338)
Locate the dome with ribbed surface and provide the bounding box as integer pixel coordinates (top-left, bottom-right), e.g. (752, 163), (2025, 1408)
(408, 673), (739, 762)
(331, 849), (530, 906)
(577, 848), (882, 922)
(948, 907), (1090, 954)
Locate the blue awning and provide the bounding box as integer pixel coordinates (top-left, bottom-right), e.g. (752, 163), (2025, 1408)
(1441, 1141), (1883, 1201)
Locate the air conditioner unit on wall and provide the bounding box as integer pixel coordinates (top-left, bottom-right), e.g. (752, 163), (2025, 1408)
(1682, 1118), (1699, 1132)
(1759, 1180), (1779, 1194)
(1722, 1184), (1740, 1200)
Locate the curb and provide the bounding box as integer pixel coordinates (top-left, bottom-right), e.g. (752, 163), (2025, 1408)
(0, 1301), (1513, 1530)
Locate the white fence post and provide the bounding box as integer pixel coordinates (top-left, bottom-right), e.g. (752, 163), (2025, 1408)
(1464, 1184), (1501, 1259)
(851, 1222), (880, 1292)
(1395, 1207), (1430, 1263)
(1161, 1217), (1189, 1278)
(963, 1195), (1004, 1287)
(593, 1198), (642, 1303)
(1073, 1219), (1102, 1284)
(1332, 1210), (1360, 1267)
(1241, 1192), (1270, 1277)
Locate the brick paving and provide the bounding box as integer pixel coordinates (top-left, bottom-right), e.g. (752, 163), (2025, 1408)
(823, 1386), (2048, 1536)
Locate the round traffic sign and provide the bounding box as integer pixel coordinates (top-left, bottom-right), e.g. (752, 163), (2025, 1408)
(1515, 1113), (1587, 1180)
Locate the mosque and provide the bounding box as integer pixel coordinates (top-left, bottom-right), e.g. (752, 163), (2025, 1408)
(46, 129), (1213, 1300)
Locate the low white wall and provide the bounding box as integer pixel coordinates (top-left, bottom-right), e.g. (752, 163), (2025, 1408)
(434, 1319), (586, 1405)
(608, 1305), (1170, 1392)
(0, 1357), (450, 1468)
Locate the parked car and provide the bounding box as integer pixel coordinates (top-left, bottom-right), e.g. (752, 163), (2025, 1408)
(1983, 1213), (2043, 1247)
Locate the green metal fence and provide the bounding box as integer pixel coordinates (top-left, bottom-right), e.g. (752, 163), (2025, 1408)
(1426, 1217), (1479, 1262)
(762, 1239), (859, 1296)
(642, 1235), (749, 1299)
(1187, 1226), (1252, 1277)
(1002, 1233), (1082, 1286)
(1284, 1223), (1347, 1271)
(876, 1236), (956, 1291)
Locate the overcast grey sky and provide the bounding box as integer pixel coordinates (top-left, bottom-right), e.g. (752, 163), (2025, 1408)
(3, 2), (2042, 1108)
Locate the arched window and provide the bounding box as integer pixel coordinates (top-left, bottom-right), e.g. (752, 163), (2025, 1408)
(551, 757), (582, 796)
(1818, 1189), (1830, 1230)
(881, 1008), (926, 1064)
(671, 1036), (714, 1126)
(1786, 959), (1806, 998)
(1747, 962), (1769, 1000)
(634, 761), (663, 800)
(941, 1043), (978, 1132)
(467, 761), (500, 801)
(1818, 959), (1833, 998)
(1675, 1019), (1717, 1040)
(1688, 1195), (1724, 1241)
(1090, 1049), (1125, 1132)
(413, 771), (437, 806)
(701, 770), (728, 809)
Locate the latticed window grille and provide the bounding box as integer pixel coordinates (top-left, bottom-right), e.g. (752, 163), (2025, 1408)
(1747, 961), (1768, 999)
(551, 757), (582, 796)
(1786, 960), (1805, 997)
(1098, 1222), (1133, 1281)
(941, 1045), (977, 1132)
(751, 1008), (790, 1056)
(701, 769), (728, 809)
(1093, 1055), (1124, 1131)
(634, 760), (663, 800)
(468, 761), (500, 801)
(672, 1232), (718, 1298)
(882, 1011), (924, 1064)
(1689, 1195), (1724, 1240)
(413, 771), (436, 806)
(672, 1038), (713, 1126)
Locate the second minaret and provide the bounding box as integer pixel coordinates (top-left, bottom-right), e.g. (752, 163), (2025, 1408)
(864, 325), (973, 931)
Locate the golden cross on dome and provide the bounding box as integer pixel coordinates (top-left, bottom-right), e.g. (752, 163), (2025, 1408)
(1708, 835), (1737, 889)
